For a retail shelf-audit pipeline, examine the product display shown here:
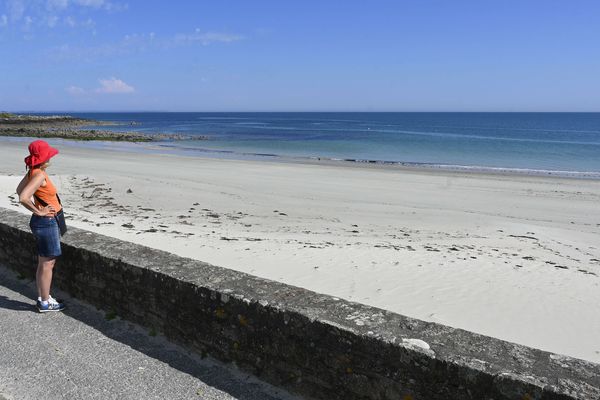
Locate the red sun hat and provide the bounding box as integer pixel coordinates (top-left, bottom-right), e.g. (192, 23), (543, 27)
(24, 140), (59, 167)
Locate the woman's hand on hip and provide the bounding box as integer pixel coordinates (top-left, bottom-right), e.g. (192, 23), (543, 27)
(37, 205), (56, 216)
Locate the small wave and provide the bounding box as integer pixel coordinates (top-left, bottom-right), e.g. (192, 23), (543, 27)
(194, 116), (254, 120)
(324, 158), (600, 179)
(426, 124), (600, 135)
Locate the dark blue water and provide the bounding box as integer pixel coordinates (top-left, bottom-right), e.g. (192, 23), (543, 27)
(70, 112), (600, 173)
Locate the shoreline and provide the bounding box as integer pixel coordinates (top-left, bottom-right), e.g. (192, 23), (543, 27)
(3, 134), (599, 181)
(0, 139), (599, 363)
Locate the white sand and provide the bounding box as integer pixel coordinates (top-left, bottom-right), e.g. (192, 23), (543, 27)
(1, 138), (599, 363)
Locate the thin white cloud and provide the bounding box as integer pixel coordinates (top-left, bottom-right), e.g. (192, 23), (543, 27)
(48, 0), (124, 10)
(48, 29), (244, 62)
(71, 0), (127, 11)
(65, 85), (85, 95)
(82, 17), (95, 28)
(104, 2), (127, 12)
(8, 0), (25, 21)
(51, 41), (125, 61)
(62, 15), (95, 28)
(23, 15), (33, 29)
(175, 29), (243, 45)
(95, 77), (134, 94)
(0, 0), (125, 32)
(47, 0), (69, 10)
(74, 0), (104, 7)
(47, 15), (58, 27)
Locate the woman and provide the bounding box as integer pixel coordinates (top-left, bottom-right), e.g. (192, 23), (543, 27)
(16, 140), (66, 313)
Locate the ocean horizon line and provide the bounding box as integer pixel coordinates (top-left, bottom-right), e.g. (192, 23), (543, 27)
(8, 110), (600, 114)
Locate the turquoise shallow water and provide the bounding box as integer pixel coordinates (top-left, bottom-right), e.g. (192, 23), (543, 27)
(52, 112), (600, 173)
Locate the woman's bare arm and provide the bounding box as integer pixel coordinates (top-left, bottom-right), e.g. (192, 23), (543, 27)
(16, 174), (28, 196)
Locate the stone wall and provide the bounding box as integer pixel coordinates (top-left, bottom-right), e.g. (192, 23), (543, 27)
(0, 207), (598, 400)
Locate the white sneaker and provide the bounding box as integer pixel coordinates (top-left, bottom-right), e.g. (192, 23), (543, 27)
(37, 295), (60, 304)
(48, 295), (60, 306)
(37, 298), (65, 313)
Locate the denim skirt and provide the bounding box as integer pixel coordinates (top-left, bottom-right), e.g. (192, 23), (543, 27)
(30, 215), (62, 257)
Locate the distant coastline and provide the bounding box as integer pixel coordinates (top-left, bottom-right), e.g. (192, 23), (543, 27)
(0, 113), (197, 142)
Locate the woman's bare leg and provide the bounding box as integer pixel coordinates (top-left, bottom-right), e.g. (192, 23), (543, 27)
(36, 256), (56, 301)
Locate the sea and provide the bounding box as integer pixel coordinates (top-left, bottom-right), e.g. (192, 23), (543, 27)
(49, 112), (600, 177)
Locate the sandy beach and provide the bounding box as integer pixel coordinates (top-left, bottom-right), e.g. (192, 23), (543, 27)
(1, 138), (599, 363)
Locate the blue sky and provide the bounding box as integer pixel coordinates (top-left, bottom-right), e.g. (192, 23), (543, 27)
(0, 0), (599, 112)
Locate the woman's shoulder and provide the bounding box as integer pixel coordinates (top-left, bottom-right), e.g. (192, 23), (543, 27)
(28, 169), (46, 183)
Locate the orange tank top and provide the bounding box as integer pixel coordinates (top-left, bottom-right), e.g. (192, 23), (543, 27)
(29, 169), (62, 216)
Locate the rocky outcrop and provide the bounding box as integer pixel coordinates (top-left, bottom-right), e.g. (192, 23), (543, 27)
(0, 114), (201, 142)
